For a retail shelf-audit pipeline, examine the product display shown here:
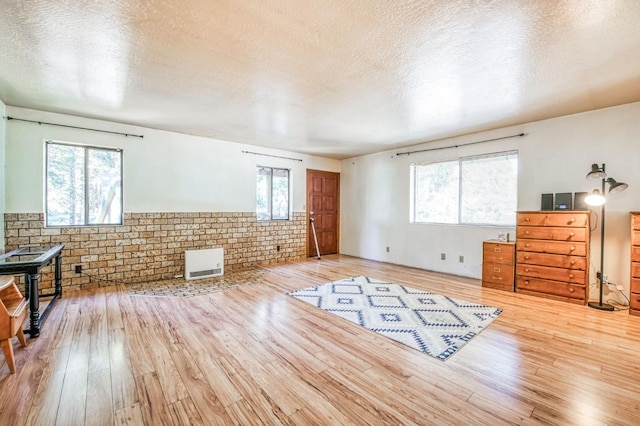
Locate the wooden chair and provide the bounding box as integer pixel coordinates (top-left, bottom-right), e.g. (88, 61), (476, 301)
(0, 275), (28, 374)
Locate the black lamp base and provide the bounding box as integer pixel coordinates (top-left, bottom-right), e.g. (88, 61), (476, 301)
(588, 301), (615, 311)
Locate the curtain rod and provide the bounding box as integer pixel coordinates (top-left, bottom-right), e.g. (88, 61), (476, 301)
(5, 116), (144, 138)
(396, 133), (525, 156)
(242, 150), (303, 162)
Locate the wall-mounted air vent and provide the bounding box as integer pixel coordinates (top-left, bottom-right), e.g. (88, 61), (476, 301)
(185, 248), (224, 280)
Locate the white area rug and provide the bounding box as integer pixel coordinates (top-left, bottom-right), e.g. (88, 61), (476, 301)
(288, 275), (502, 360)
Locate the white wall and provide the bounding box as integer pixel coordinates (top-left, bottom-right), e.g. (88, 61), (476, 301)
(4, 107), (340, 214)
(0, 100), (6, 252)
(341, 102), (640, 301)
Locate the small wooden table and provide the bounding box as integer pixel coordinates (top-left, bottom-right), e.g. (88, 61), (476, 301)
(0, 245), (65, 337)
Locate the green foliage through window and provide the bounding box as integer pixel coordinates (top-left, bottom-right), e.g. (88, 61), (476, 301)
(411, 151), (517, 226)
(256, 167), (290, 221)
(46, 141), (123, 227)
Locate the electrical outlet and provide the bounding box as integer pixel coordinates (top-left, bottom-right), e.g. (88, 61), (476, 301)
(386, 246), (390, 253)
(616, 284), (624, 291)
(441, 253), (446, 260)
(459, 255), (464, 263)
(75, 265), (82, 274)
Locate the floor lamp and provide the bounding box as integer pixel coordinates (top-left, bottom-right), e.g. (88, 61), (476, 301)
(584, 163), (629, 311)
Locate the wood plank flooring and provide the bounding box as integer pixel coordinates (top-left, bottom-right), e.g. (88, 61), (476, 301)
(1, 254), (640, 425)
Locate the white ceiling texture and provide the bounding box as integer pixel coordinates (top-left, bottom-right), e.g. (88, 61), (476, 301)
(1, 1), (640, 159)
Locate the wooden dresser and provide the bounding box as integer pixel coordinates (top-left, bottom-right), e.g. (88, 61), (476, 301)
(631, 212), (640, 316)
(515, 211), (590, 304)
(482, 240), (515, 291)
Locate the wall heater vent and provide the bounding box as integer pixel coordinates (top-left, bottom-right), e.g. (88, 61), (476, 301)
(185, 248), (224, 280)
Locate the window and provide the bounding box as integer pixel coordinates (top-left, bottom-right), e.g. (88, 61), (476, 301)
(411, 151), (517, 226)
(256, 166), (290, 221)
(45, 141), (123, 227)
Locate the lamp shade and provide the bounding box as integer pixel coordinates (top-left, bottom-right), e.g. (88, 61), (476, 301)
(586, 163), (607, 180)
(585, 189), (606, 206)
(608, 178), (629, 194)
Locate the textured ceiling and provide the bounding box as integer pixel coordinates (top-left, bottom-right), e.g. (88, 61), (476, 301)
(1, 1), (640, 159)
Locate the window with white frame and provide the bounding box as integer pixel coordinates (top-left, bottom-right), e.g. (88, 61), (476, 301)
(411, 151), (518, 226)
(45, 140), (123, 227)
(256, 166), (290, 221)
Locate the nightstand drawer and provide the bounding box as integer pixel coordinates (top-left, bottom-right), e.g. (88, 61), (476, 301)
(516, 276), (585, 300)
(483, 242), (515, 264)
(517, 251), (586, 270)
(633, 214), (640, 231)
(632, 247), (640, 263)
(633, 231), (640, 247)
(516, 226), (586, 242)
(517, 212), (588, 227)
(483, 262), (514, 285)
(631, 278), (640, 294)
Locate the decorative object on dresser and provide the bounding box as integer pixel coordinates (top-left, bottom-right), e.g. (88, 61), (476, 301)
(584, 163), (629, 311)
(482, 240), (515, 291)
(630, 212), (640, 316)
(515, 211), (590, 304)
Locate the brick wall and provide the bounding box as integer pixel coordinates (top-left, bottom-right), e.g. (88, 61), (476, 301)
(4, 212), (306, 292)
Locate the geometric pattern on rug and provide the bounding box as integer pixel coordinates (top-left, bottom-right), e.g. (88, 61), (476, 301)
(125, 268), (269, 297)
(287, 275), (502, 361)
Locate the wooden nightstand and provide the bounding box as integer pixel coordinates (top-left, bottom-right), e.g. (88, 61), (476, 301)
(482, 240), (515, 291)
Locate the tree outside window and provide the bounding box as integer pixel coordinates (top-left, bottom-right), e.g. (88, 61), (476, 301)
(256, 167), (290, 221)
(46, 141), (123, 227)
(412, 151), (517, 226)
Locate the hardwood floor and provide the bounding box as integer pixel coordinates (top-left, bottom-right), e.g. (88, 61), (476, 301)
(1, 254), (640, 425)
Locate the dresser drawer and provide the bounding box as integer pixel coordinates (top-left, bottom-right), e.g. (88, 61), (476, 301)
(633, 231), (640, 247)
(632, 247), (640, 263)
(516, 226), (586, 242)
(483, 242), (515, 264)
(516, 264), (585, 284)
(632, 263), (640, 279)
(517, 251), (586, 270)
(517, 212), (588, 228)
(516, 240), (586, 256)
(633, 214), (640, 231)
(630, 293), (640, 311)
(515, 276), (586, 300)
(631, 278), (640, 294)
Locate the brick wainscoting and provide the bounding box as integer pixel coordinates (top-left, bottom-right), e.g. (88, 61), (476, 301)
(4, 212), (306, 292)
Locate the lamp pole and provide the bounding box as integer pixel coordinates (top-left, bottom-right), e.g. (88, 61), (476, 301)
(588, 167), (614, 311)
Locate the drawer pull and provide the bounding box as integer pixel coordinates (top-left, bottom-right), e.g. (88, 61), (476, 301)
(524, 255), (530, 260)
(569, 232), (575, 237)
(570, 260), (575, 265)
(493, 267), (501, 273)
(569, 218), (576, 223)
(570, 246), (575, 251)
(494, 248), (502, 253)
(524, 280), (529, 284)
(525, 268), (530, 273)
(524, 217), (530, 222)
(525, 243), (530, 247)
(525, 230), (530, 235)
(569, 288), (575, 292)
(491, 276), (502, 280)
(569, 274), (574, 278)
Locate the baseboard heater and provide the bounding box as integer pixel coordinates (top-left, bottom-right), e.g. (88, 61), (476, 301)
(185, 248), (224, 280)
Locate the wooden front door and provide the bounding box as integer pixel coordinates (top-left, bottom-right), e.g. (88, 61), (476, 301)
(307, 170), (340, 257)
